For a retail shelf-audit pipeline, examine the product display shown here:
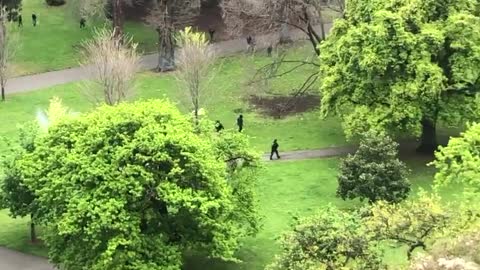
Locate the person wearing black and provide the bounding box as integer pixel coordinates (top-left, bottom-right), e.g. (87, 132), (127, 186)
(215, 120), (224, 132)
(80, 17), (86, 28)
(18, 14), (22, 27)
(32, 13), (37, 27)
(267, 44), (273, 57)
(270, 139), (280, 160)
(237, 114), (243, 132)
(208, 28), (215, 42)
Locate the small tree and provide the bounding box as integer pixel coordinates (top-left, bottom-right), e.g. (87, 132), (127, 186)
(366, 192), (451, 259)
(175, 27), (216, 122)
(81, 28), (139, 106)
(267, 206), (384, 270)
(0, 7), (18, 101)
(18, 100), (259, 269)
(337, 131), (410, 203)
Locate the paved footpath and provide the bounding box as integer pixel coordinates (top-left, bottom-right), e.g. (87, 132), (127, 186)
(0, 247), (54, 270)
(6, 24), (332, 95)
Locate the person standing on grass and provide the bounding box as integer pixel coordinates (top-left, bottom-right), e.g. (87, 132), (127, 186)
(32, 13), (37, 27)
(267, 44), (273, 57)
(17, 14), (23, 27)
(237, 114), (244, 132)
(270, 139), (280, 160)
(80, 17), (86, 28)
(215, 120), (224, 132)
(208, 28), (215, 42)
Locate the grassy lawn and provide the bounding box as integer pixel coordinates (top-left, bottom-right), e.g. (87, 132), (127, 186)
(0, 43), (346, 153)
(11, 0), (157, 75)
(0, 156), (462, 269)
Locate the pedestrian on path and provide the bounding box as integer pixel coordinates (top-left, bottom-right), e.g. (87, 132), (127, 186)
(237, 114), (243, 132)
(215, 120), (224, 132)
(18, 14), (22, 27)
(246, 35), (256, 54)
(32, 13), (37, 27)
(270, 139), (280, 160)
(267, 44), (273, 57)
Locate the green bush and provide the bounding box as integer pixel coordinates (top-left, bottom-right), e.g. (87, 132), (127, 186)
(45, 0), (66, 6)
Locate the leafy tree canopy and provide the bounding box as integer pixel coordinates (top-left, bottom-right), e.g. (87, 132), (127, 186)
(337, 131), (410, 203)
(266, 206), (384, 270)
(320, 0), (480, 152)
(17, 99), (259, 270)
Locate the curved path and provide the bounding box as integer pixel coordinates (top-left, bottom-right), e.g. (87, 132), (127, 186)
(6, 24), (332, 95)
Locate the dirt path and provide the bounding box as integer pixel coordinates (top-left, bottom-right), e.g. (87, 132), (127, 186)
(6, 24), (332, 95)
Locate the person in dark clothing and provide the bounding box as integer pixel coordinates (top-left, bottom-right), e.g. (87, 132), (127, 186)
(267, 44), (273, 57)
(237, 114), (244, 132)
(18, 14), (23, 27)
(80, 17), (86, 28)
(208, 28), (215, 42)
(215, 120), (224, 132)
(32, 13), (37, 27)
(270, 139), (280, 160)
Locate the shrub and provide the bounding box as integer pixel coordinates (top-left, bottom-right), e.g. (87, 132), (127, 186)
(45, 0), (66, 7)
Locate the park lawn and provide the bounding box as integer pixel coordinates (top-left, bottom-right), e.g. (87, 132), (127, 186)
(11, 0), (157, 75)
(0, 44), (346, 154)
(0, 157), (463, 269)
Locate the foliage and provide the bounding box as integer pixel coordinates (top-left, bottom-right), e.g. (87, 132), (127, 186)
(409, 224), (480, 270)
(45, 0), (66, 6)
(175, 26), (216, 122)
(266, 205), (384, 270)
(433, 122), (480, 194)
(16, 100), (259, 270)
(366, 192), (451, 259)
(320, 0), (480, 151)
(337, 131), (410, 203)
(80, 28), (139, 105)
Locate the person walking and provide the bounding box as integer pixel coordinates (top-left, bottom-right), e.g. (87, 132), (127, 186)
(267, 44), (273, 57)
(237, 114), (244, 132)
(270, 139), (280, 160)
(18, 14), (23, 27)
(246, 35), (256, 53)
(31, 13), (37, 27)
(80, 17), (86, 29)
(215, 120), (224, 132)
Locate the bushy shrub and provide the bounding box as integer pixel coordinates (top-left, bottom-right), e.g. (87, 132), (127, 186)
(45, 0), (66, 7)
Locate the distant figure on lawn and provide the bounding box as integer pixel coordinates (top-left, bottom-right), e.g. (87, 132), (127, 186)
(80, 17), (86, 28)
(209, 28), (215, 42)
(267, 44), (273, 57)
(18, 14), (22, 27)
(246, 35), (256, 53)
(237, 114), (244, 132)
(32, 13), (37, 27)
(270, 139), (280, 160)
(215, 120), (224, 132)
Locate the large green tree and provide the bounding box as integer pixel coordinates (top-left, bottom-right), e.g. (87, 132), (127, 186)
(17, 100), (259, 270)
(320, 0), (480, 152)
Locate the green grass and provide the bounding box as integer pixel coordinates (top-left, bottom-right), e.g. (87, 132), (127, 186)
(11, 0), (157, 75)
(0, 157), (463, 269)
(0, 43), (346, 153)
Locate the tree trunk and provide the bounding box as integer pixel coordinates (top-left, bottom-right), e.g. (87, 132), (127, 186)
(1, 85), (5, 101)
(157, 28), (175, 72)
(30, 215), (37, 243)
(417, 118), (438, 154)
(112, 0), (124, 38)
(279, 23), (292, 44)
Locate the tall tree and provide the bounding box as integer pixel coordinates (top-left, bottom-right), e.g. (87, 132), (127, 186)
(80, 28), (140, 105)
(0, 7), (17, 101)
(17, 100), (259, 269)
(175, 27), (216, 122)
(146, 0), (200, 72)
(320, 0), (480, 153)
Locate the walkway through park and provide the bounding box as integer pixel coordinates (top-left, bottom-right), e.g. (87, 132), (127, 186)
(6, 24), (332, 94)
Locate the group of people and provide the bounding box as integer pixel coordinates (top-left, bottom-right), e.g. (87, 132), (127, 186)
(15, 12), (86, 28)
(215, 115), (281, 160)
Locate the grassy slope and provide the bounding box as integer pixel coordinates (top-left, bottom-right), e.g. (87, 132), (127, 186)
(0, 157), (462, 269)
(12, 0), (156, 75)
(1, 44), (346, 153)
